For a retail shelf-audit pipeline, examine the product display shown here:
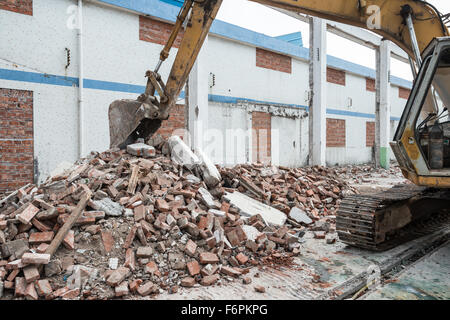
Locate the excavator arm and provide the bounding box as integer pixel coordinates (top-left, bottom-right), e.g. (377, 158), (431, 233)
(158, 0), (448, 120)
(109, 0), (448, 157)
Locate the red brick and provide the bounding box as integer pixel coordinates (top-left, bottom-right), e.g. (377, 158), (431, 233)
(124, 248), (136, 271)
(60, 288), (80, 299)
(366, 122), (375, 147)
(144, 261), (161, 276)
(31, 218), (51, 232)
(123, 226), (137, 249)
(254, 285), (266, 293)
(7, 269), (20, 281)
(256, 48), (292, 74)
(63, 230), (75, 250)
(181, 277), (196, 287)
(0, 0), (33, 15)
(184, 239), (197, 256)
(101, 230), (114, 253)
(133, 205), (146, 222)
(199, 252), (219, 264)
(136, 246), (153, 258)
(115, 281), (129, 297)
(23, 265), (40, 283)
(155, 105), (186, 140)
(129, 279), (143, 293)
(28, 231), (54, 244)
(17, 203), (39, 224)
(327, 67), (346, 86)
(366, 78), (375, 92)
(399, 87), (411, 99)
(137, 281), (157, 296)
(326, 118), (346, 147)
(236, 253), (249, 265)
(36, 279), (53, 297)
(25, 282), (38, 300)
(186, 260), (200, 276)
(106, 267), (130, 287)
(156, 199), (170, 212)
(15, 277), (26, 297)
(221, 266), (242, 277)
(36, 243), (49, 253)
(0, 88), (34, 196)
(139, 16), (184, 47)
(21, 252), (50, 265)
(200, 274), (219, 286)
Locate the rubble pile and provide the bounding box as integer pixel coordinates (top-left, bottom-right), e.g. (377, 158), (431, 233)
(0, 135), (358, 300)
(220, 163), (359, 222)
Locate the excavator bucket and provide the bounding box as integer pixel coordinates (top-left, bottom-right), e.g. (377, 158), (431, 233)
(108, 99), (162, 150)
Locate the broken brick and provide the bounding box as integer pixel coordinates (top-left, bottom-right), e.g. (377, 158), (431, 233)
(28, 231), (54, 244)
(199, 252), (219, 264)
(101, 230), (114, 253)
(186, 260), (200, 276)
(21, 253), (51, 265)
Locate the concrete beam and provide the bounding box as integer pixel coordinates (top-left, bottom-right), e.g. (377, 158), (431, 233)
(308, 17), (327, 166)
(375, 40), (391, 169)
(187, 36), (209, 153)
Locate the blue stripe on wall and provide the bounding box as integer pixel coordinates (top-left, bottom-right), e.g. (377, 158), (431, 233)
(0, 68), (399, 121)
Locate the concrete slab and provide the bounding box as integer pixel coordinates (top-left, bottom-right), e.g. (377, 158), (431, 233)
(224, 191), (287, 227)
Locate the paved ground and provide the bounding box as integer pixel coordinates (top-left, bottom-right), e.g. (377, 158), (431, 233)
(363, 240), (450, 300)
(149, 226), (449, 300)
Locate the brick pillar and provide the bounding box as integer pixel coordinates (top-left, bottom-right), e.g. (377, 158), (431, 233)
(0, 88), (34, 195)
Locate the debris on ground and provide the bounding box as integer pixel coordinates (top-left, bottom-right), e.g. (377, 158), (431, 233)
(0, 134), (360, 300)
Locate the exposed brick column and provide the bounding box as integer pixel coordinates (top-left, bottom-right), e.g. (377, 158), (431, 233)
(366, 122), (375, 147)
(0, 88), (34, 196)
(252, 112), (271, 164)
(326, 119), (346, 147)
(0, 0), (32, 15)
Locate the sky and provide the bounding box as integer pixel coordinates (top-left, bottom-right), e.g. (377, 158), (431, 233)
(215, 0), (450, 81)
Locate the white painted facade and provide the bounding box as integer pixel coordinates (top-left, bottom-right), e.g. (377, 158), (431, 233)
(0, 0), (412, 184)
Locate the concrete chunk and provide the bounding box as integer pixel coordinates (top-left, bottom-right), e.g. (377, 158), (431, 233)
(92, 198), (123, 217)
(289, 207), (313, 225)
(198, 187), (219, 209)
(224, 192), (286, 227)
(127, 143), (156, 158)
(196, 149), (221, 188)
(168, 136), (200, 170)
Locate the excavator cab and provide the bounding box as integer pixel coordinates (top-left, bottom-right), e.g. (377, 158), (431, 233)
(391, 37), (450, 187)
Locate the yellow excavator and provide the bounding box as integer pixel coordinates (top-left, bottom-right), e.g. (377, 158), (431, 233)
(108, 0), (450, 250)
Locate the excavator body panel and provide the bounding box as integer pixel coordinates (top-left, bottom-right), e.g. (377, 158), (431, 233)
(392, 37), (450, 187)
